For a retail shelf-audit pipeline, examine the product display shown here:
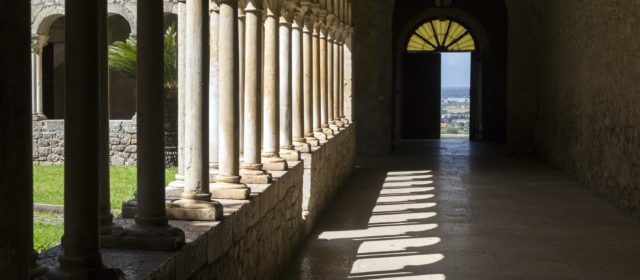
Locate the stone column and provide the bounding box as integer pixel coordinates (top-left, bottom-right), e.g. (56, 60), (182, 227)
(262, 4), (288, 171)
(167, 0), (187, 196)
(211, 0), (251, 199)
(32, 35), (48, 121)
(333, 32), (343, 127)
(98, 0), (120, 236)
(327, 28), (336, 131)
(105, 0), (186, 250)
(238, 8), (245, 154)
(241, 0), (271, 183)
(209, 3), (220, 173)
(0, 1), (47, 277)
(339, 34), (348, 124)
(320, 21), (334, 137)
(48, 0), (120, 277)
(291, 11), (312, 152)
(311, 14), (327, 142)
(279, 7), (301, 160)
(343, 26), (353, 121)
(303, 15), (320, 146)
(169, 0), (223, 220)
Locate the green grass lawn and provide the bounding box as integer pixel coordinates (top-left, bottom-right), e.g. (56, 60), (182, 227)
(34, 165), (177, 209)
(33, 165), (177, 252)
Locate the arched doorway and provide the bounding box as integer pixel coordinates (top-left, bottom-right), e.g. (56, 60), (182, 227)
(398, 17), (479, 139)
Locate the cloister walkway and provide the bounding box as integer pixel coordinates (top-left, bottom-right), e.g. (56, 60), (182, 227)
(282, 140), (640, 280)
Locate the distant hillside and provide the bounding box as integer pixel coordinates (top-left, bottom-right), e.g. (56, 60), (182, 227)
(442, 87), (470, 98)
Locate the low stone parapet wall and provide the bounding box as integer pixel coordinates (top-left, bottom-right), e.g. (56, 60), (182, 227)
(301, 124), (357, 233)
(37, 124), (356, 279)
(32, 119), (138, 166)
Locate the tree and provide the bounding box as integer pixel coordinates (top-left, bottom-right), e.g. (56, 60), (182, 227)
(108, 25), (179, 166)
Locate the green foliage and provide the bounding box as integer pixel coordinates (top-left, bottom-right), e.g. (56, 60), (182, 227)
(108, 25), (178, 90)
(34, 220), (64, 252)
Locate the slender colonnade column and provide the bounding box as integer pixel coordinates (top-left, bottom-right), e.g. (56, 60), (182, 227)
(167, 0), (187, 196)
(209, 3), (220, 172)
(241, 0), (271, 183)
(291, 10), (312, 151)
(319, 19), (332, 136)
(170, 0), (222, 220)
(262, 2), (288, 171)
(49, 0), (120, 277)
(32, 35), (48, 120)
(238, 8), (245, 154)
(311, 11), (326, 141)
(211, 0), (251, 199)
(327, 27), (337, 130)
(302, 13), (319, 146)
(339, 30), (348, 124)
(278, 6), (301, 161)
(106, 0), (186, 250)
(333, 28), (343, 128)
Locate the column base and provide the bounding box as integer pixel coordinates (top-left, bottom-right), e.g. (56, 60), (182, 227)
(210, 181), (251, 200)
(280, 148), (301, 161)
(305, 136), (321, 147)
(101, 223), (185, 251)
(99, 215), (123, 236)
(167, 198), (223, 221)
(313, 131), (328, 142)
(322, 128), (335, 138)
(261, 154), (288, 171)
(47, 254), (124, 280)
(336, 120), (346, 128)
(166, 179), (185, 200)
(209, 168), (219, 181)
(31, 250), (48, 280)
(32, 113), (47, 121)
(239, 165), (272, 184)
(293, 141), (311, 153)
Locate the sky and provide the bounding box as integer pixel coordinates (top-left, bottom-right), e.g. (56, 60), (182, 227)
(441, 53), (471, 88)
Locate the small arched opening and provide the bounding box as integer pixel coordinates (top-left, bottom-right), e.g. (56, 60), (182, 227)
(107, 14), (136, 119)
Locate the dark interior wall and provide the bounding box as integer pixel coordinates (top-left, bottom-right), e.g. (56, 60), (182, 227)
(506, 0), (640, 217)
(352, 0), (508, 155)
(393, 0), (508, 143)
(108, 15), (136, 119)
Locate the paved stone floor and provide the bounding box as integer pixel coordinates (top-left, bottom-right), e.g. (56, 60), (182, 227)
(282, 140), (640, 280)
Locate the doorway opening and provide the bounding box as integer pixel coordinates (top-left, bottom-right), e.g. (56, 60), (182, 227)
(399, 18), (478, 140)
(440, 53), (471, 138)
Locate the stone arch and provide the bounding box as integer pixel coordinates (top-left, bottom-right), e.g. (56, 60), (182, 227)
(32, 7), (65, 35)
(107, 4), (137, 36)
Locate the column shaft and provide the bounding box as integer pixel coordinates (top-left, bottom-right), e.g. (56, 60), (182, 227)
(52, 0), (112, 276)
(209, 5), (220, 168)
(279, 18), (293, 150)
(291, 21), (307, 146)
(212, 0), (250, 199)
(303, 24), (314, 139)
(243, 7), (263, 166)
(238, 11), (245, 153)
(333, 39), (340, 123)
(176, 0), (187, 179)
(320, 30), (329, 128)
(339, 42), (346, 120)
(327, 34), (334, 126)
(263, 13), (280, 157)
(312, 27), (321, 132)
(0, 0), (35, 276)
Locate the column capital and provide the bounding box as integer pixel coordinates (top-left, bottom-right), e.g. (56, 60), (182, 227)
(210, 0), (220, 13)
(264, 0), (281, 17)
(280, 1), (296, 24)
(31, 34), (49, 54)
(242, 0), (263, 12)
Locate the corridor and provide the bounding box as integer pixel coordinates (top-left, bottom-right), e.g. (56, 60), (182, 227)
(282, 140), (640, 280)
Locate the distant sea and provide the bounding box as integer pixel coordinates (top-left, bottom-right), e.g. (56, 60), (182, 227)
(441, 87), (470, 98)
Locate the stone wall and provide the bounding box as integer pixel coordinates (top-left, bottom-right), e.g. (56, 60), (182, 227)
(506, 0), (640, 218)
(302, 124), (357, 232)
(38, 124), (356, 279)
(32, 119), (138, 166)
